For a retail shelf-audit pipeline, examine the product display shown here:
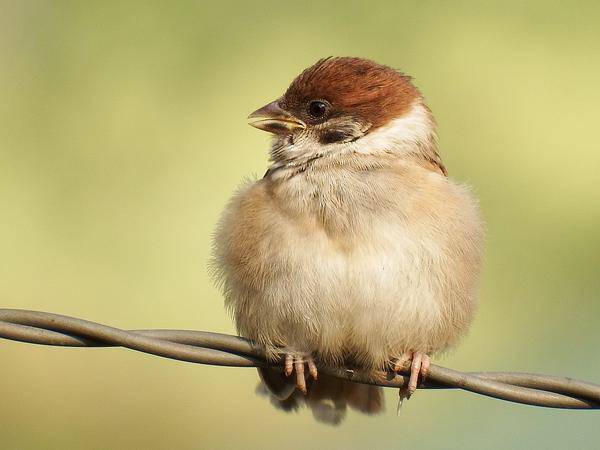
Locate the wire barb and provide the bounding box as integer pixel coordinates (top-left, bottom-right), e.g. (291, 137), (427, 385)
(1, 309), (599, 410)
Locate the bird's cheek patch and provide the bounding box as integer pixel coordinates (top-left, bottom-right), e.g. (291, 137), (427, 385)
(318, 124), (365, 144)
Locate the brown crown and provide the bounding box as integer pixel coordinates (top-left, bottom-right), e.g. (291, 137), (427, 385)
(281, 57), (420, 130)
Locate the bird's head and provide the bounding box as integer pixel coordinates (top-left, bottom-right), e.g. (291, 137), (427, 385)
(248, 57), (445, 175)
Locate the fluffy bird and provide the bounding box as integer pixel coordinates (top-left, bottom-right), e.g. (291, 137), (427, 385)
(212, 57), (484, 424)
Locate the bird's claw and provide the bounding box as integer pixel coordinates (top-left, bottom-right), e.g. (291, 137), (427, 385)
(393, 351), (430, 399)
(283, 354), (318, 395)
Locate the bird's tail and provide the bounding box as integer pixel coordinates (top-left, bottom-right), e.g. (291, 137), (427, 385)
(256, 367), (384, 425)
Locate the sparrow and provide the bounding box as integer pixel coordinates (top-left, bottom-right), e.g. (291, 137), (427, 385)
(212, 57), (484, 424)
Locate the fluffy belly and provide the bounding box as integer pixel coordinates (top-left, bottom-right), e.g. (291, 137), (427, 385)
(232, 227), (451, 369)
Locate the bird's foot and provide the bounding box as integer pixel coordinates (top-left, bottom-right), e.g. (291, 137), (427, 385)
(283, 353), (318, 395)
(393, 350), (430, 400)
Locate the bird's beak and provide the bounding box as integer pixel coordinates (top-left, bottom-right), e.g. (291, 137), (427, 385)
(248, 100), (306, 135)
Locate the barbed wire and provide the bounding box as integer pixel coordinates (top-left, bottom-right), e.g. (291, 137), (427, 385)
(1, 308), (599, 410)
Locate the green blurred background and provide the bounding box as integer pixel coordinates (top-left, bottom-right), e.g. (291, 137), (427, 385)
(1, 1), (599, 449)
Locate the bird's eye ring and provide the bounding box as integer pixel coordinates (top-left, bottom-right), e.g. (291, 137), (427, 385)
(308, 100), (328, 119)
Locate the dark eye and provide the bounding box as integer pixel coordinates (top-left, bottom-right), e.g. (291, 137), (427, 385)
(308, 100), (328, 119)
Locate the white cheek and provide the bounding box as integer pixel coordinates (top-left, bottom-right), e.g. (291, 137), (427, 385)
(347, 102), (435, 155)
(290, 132), (322, 156)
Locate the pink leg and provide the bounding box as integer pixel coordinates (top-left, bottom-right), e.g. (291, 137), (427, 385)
(394, 351), (431, 398)
(283, 354), (318, 395)
(307, 359), (318, 381)
(284, 354), (294, 377)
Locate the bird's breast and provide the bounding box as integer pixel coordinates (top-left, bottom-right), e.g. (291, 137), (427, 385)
(214, 166), (483, 367)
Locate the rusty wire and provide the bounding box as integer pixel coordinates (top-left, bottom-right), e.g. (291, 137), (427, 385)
(1, 308), (599, 410)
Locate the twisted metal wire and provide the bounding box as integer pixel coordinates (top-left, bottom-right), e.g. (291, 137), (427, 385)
(1, 308), (599, 410)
